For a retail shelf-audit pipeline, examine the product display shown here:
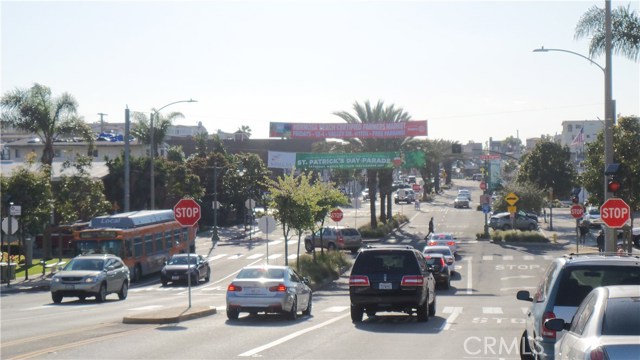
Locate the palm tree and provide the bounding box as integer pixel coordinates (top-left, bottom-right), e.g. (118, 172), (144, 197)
(1, 83), (94, 166)
(575, 4), (640, 62)
(333, 100), (411, 227)
(132, 110), (184, 157)
(237, 125), (252, 138)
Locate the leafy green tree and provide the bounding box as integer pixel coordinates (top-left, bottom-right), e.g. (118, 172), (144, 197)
(575, 4), (640, 62)
(0, 83), (94, 166)
(132, 110), (184, 157)
(516, 140), (577, 199)
(54, 156), (111, 223)
(166, 145), (185, 162)
(309, 181), (348, 260)
(581, 116), (640, 214)
(192, 132), (209, 158)
(333, 100), (411, 226)
(492, 181), (546, 214)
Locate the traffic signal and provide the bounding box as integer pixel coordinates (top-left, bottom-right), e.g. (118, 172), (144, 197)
(605, 163), (623, 196)
(607, 178), (622, 194)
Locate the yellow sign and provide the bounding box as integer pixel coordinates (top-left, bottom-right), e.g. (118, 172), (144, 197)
(505, 192), (519, 206)
(508, 205), (517, 214)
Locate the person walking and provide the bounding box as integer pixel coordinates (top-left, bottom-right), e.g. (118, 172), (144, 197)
(579, 221), (589, 244)
(425, 217), (434, 239)
(596, 231), (604, 253)
(414, 198), (420, 210)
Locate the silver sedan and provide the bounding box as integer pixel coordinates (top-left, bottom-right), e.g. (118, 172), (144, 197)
(226, 265), (312, 320)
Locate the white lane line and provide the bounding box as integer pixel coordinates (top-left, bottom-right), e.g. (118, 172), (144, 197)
(482, 255), (494, 261)
(127, 305), (164, 311)
(287, 254), (298, 259)
(501, 275), (536, 281)
(267, 254), (282, 260)
(227, 254), (243, 260)
(246, 254), (263, 259)
(209, 254), (227, 261)
(523, 256), (535, 261)
(239, 313), (350, 357)
(466, 256), (473, 294)
(482, 307), (503, 314)
(323, 306), (349, 313)
(500, 286), (537, 291)
(439, 306), (463, 331)
(503, 255), (514, 261)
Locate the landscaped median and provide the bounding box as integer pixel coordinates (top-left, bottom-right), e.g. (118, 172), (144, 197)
(477, 230), (550, 243)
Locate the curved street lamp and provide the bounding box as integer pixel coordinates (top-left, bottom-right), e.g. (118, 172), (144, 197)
(150, 99), (197, 209)
(533, 47), (605, 73)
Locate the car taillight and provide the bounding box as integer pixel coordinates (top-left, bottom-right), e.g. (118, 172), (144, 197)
(401, 275), (424, 287)
(227, 283), (242, 292)
(269, 284), (287, 292)
(589, 347), (606, 360)
(541, 311), (556, 338)
(440, 258), (446, 268)
(349, 275), (370, 287)
(447, 241), (455, 246)
(428, 241), (437, 246)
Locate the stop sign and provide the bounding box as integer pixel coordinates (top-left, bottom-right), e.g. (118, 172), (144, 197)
(600, 198), (630, 228)
(174, 198), (201, 226)
(480, 181), (487, 190)
(570, 204), (585, 219)
(330, 209), (343, 222)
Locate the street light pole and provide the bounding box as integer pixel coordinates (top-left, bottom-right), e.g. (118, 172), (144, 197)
(210, 162), (225, 243)
(149, 99), (197, 209)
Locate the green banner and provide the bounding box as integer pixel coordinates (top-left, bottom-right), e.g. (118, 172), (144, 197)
(295, 151), (425, 170)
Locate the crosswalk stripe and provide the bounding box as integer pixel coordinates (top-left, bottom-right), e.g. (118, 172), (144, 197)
(246, 254), (263, 259)
(209, 254), (227, 261)
(267, 254), (282, 260)
(482, 255), (494, 261)
(523, 255), (535, 261)
(482, 307), (503, 314)
(287, 254), (298, 259)
(227, 254), (243, 260)
(502, 255), (514, 260)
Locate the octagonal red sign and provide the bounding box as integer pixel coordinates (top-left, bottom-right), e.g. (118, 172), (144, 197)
(174, 198), (201, 226)
(599, 198), (630, 228)
(570, 204), (585, 219)
(330, 209), (343, 222)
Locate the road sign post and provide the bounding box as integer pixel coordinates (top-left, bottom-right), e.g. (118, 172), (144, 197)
(330, 209), (343, 223)
(174, 199), (202, 227)
(600, 198), (630, 229)
(570, 204), (585, 254)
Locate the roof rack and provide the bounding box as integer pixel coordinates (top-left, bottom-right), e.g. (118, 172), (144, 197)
(563, 252), (640, 260)
(361, 244), (415, 250)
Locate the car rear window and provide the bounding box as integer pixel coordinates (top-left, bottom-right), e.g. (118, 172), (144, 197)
(601, 297), (640, 335)
(353, 251), (420, 274)
(555, 266), (640, 306)
(237, 268), (285, 279)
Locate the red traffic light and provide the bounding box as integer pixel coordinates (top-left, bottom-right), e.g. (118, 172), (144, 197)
(607, 180), (621, 193)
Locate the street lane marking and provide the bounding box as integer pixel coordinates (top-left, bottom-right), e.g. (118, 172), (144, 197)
(246, 254), (263, 259)
(209, 254), (227, 261)
(227, 254), (243, 260)
(503, 255), (513, 260)
(482, 255), (494, 261)
(239, 313), (350, 357)
(500, 286), (536, 291)
(323, 306), (349, 312)
(267, 254), (282, 260)
(501, 275), (536, 280)
(287, 254), (298, 259)
(127, 305), (164, 311)
(440, 306), (463, 331)
(482, 307), (503, 314)
(523, 255), (535, 261)
(466, 256), (473, 294)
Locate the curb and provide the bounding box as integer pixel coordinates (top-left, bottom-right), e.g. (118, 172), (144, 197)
(122, 305), (217, 324)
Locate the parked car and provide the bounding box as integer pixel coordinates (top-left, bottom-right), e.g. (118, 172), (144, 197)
(489, 212), (538, 231)
(582, 206), (601, 228)
(516, 254), (640, 360)
(393, 189), (416, 204)
(425, 232), (458, 255)
(362, 188), (370, 201)
(304, 226), (363, 254)
(423, 253), (450, 289)
(544, 285), (640, 360)
(50, 254), (129, 303)
(349, 245), (436, 322)
(454, 196), (470, 209)
(422, 245), (456, 273)
(160, 253), (210, 286)
(518, 210), (539, 223)
(226, 265), (312, 320)
(457, 189), (471, 201)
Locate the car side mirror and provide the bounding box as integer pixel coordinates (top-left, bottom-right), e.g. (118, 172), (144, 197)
(106, 265), (115, 271)
(516, 290), (533, 302)
(302, 277), (310, 285)
(544, 318), (569, 332)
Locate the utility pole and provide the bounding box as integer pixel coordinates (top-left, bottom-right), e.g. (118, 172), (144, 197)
(97, 113), (108, 133)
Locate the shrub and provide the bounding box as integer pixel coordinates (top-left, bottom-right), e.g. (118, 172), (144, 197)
(490, 230), (549, 243)
(476, 232), (491, 240)
(357, 213), (409, 238)
(296, 252), (351, 284)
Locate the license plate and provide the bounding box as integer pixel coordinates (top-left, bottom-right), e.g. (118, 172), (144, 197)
(172, 276), (180, 280)
(64, 285), (75, 290)
(379, 282), (392, 290)
(247, 287), (263, 295)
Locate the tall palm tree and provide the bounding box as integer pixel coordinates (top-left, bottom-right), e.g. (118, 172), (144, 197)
(575, 4), (640, 62)
(238, 125), (252, 138)
(1, 83), (94, 166)
(333, 100), (411, 227)
(132, 110), (184, 157)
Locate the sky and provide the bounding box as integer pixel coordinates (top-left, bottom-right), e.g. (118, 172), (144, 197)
(2, 0), (639, 145)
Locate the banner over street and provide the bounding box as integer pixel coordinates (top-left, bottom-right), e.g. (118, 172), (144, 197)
(295, 151), (425, 170)
(270, 121), (428, 139)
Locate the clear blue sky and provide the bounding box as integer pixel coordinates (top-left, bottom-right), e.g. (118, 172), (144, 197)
(2, 0), (638, 144)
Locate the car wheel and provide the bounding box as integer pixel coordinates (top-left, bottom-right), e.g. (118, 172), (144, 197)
(79, 296), (86, 302)
(520, 331), (534, 360)
(443, 278), (450, 290)
(227, 308), (239, 320)
(287, 297), (298, 320)
(51, 293), (63, 304)
(327, 243), (337, 251)
(302, 294), (312, 316)
(350, 304), (363, 323)
(118, 281), (128, 300)
(95, 283), (107, 303)
(305, 240), (314, 253)
(428, 292), (436, 316)
(417, 299), (429, 322)
(204, 268), (210, 282)
(161, 279), (168, 286)
(528, 224), (536, 231)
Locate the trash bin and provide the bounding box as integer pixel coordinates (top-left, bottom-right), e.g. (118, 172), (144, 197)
(1, 262), (16, 283)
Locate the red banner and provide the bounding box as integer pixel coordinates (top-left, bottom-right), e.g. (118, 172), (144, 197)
(270, 121), (428, 139)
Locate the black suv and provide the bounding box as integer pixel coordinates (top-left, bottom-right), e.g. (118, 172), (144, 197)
(349, 245), (436, 323)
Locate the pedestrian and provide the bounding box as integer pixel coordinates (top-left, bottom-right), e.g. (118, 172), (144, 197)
(596, 231), (604, 253)
(414, 198), (420, 210)
(579, 221), (589, 244)
(425, 217), (434, 239)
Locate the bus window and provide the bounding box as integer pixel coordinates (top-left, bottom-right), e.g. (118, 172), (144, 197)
(165, 231), (172, 250)
(133, 237), (142, 258)
(125, 238), (133, 258)
(173, 228), (182, 244)
(155, 232), (164, 253)
(144, 234), (153, 255)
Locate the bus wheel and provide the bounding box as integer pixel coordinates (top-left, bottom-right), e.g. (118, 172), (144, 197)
(132, 264), (142, 283)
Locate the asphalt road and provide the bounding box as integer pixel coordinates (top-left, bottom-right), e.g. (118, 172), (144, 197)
(0, 179), (626, 360)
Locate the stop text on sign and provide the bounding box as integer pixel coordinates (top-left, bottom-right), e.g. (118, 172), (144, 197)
(175, 207), (200, 218)
(601, 207), (628, 219)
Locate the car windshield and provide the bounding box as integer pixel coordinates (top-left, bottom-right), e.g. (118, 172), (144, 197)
(601, 297), (640, 335)
(237, 268), (285, 279)
(555, 266), (640, 307)
(168, 256), (198, 265)
(64, 259), (105, 271)
(588, 209), (600, 215)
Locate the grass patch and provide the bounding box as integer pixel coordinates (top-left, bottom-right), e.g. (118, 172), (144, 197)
(358, 213), (409, 238)
(491, 230), (549, 243)
(296, 251), (351, 284)
(5, 258), (72, 280)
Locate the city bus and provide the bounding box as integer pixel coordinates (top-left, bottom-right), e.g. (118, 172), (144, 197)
(72, 210), (197, 282)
